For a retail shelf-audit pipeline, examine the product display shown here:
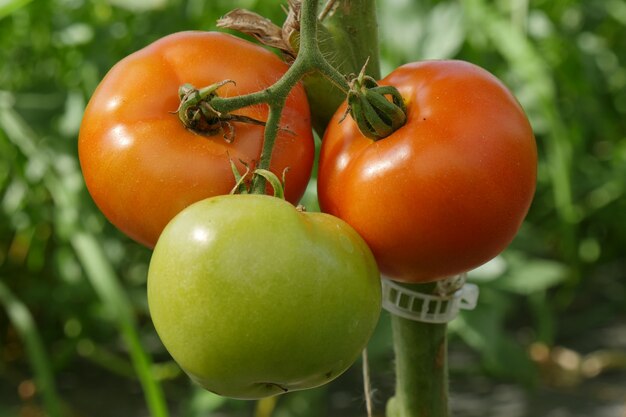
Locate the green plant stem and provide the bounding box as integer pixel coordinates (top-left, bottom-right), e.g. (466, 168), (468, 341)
(322, 0), (381, 79)
(254, 396), (278, 417)
(386, 284), (449, 417)
(296, 0), (381, 134)
(209, 0), (351, 194)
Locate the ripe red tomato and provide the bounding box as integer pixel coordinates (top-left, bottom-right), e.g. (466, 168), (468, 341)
(318, 60), (537, 283)
(79, 31), (314, 247)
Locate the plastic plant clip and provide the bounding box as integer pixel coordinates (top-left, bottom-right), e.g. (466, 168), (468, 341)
(381, 274), (479, 323)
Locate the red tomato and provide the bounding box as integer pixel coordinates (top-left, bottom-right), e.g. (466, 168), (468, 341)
(79, 31), (314, 247)
(318, 60), (537, 283)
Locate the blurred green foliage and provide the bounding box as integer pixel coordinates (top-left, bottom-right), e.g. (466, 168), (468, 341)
(0, 0), (624, 416)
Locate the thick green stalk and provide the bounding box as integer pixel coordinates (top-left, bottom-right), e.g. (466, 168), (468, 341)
(387, 317), (449, 417)
(386, 283), (449, 417)
(304, 0), (381, 134)
(323, 0), (381, 79)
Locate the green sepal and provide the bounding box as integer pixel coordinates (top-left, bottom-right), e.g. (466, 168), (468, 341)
(253, 169), (285, 200)
(348, 92), (394, 139)
(229, 158), (250, 195)
(346, 70), (408, 140)
(365, 87), (407, 130)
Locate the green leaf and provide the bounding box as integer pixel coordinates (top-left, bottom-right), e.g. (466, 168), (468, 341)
(0, 0), (33, 20)
(494, 259), (568, 295)
(380, 0), (465, 68)
(467, 256), (508, 283)
(454, 297), (536, 384)
(185, 387), (228, 416)
(420, 2), (465, 59)
(106, 0), (167, 12)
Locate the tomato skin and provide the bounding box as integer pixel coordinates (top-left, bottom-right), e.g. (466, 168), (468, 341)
(79, 31), (314, 247)
(318, 60), (537, 283)
(147, 194), (381, 399)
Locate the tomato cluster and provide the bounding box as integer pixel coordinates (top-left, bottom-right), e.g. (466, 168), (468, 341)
(79, 31), (536, 398)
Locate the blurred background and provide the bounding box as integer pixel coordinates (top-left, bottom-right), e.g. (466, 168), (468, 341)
(0, 0), (625, 416)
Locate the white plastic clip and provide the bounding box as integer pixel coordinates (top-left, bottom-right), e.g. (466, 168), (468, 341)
(381, 274), (479, 323)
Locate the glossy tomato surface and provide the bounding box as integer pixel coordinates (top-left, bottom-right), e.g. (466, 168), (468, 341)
(318, 60), (537, 283)
(148, 194), (381, 399)
(79, 31), (314, 247)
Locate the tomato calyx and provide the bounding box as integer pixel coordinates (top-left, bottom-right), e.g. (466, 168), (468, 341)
(229, 158), (287, 200)
(342, 62), (407, 140)
(176, 81), (266, 142)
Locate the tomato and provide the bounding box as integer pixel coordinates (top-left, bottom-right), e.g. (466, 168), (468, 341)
(318, 60), (537, 283)
(79, 31), (314, 247)
(147, 194), (381, 399)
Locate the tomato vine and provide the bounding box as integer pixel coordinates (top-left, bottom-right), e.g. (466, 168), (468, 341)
(196, 0), (406, 194)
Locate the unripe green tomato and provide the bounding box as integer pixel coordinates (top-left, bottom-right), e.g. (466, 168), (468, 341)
(147, 194), (381, 399)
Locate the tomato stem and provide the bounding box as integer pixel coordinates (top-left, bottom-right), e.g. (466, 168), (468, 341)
(386, 283), (450, 417)
(321, 0), (381, 80)
(194, 0), (401, 194)
(210, 0), (353, 195)
(254, 396), (278, 417)
(176, 81), (267, 141)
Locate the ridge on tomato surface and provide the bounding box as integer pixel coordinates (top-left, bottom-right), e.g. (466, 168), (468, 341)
(147, 194), (382, 399)
(79, 31), (314, 248)
(318, 60), (537, 283)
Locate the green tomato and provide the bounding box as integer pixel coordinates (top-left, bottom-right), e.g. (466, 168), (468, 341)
(147, 194), (381, 399)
